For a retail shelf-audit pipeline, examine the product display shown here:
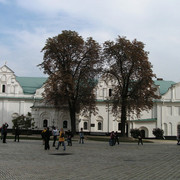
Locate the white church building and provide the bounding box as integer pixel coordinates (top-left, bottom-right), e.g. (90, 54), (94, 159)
(0, 64), (180, 138)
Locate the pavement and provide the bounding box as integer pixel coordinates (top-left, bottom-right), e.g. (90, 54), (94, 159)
(0, 138), (180, 180)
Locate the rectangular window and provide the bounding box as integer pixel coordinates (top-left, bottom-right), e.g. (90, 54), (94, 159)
(91, 124), (95, 127)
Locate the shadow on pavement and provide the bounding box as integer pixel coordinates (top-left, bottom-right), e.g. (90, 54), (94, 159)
(49, 153), (73, 156)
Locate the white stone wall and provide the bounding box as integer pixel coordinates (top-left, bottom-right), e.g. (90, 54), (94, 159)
(0, 65), (34, 128)
(1, 64), (180, 137)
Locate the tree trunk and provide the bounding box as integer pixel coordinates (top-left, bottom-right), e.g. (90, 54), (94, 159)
(68, 102), (76, 135)
(121, 103), (127, 137)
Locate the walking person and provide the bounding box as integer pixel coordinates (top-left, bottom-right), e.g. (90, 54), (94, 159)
(79, 128), (84, 144)
(52, 127), (58, 147)
(14, 126), (20, 142)
(177, 134), (180, 145)
(41, 128), (46, 145)
(44, 127), (51, 150)
(114, 131), (119, 145)
(138, 134), (143, 145)
(56, 128), (66, 151)
(3, 123), (8, 143)
(109, 131), (115, 146)
(67, 130), (72, 146)
(0, 124), (3, 140)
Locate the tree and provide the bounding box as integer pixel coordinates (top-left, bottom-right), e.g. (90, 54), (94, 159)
(12, 112), (35, 130)
(152, 128), (164, 139)
(103, 36), (159, 136)
(39, 30), (102, 134)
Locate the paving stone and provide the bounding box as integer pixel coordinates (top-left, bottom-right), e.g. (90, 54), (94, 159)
(0, 139), (179, 179)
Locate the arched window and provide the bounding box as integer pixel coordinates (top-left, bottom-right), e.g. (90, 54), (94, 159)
(2, 85), (5, 93)
(63, 121), (68, 129)
(84, 122), (88, 130)
(43, 119), (48, 127)
(98, 122), (102, 130)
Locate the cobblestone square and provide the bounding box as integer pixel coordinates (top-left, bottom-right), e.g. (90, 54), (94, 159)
(0, 139), (180, 180)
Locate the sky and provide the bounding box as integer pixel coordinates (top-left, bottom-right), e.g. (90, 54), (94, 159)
(0, 0), (180, 81)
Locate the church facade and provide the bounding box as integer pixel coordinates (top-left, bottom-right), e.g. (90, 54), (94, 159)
(0, 64), (180, 138)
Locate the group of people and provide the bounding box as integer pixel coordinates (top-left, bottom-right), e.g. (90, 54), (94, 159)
(0, 123), (9, 143)
(109, 131), (119, 146)
(41, 127), (73, 151)
(109, 131), (143, 146)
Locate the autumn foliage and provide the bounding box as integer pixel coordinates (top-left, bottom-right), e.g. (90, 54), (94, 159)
(39, 31), (159, 135)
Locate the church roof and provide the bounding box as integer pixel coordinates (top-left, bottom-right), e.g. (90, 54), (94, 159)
(14, 76), (176, 96)
(154, 80), (176, 95)
(16, 77), (47, 94)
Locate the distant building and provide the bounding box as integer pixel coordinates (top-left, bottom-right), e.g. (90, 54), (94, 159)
(0, 65), (180, 138)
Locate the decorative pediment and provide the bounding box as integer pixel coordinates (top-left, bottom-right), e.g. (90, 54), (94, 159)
(161, 82), (180, 101)
(0, 65), (14, 74)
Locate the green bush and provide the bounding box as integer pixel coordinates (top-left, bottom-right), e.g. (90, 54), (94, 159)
(130, 129), (140, 138)
(152, 128), (164, 139)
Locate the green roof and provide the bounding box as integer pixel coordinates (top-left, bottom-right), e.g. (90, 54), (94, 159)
(154, 80), (176, 95)
(16, 77), (47, 94)
(131, 118), (157, 122)
(14, 77), (176, 96)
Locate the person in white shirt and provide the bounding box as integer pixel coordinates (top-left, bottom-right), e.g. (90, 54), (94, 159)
(52, 127), (58, 147)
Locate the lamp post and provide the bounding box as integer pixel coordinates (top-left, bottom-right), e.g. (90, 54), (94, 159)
(107, 98), (110, 133)
(107, 88), (112, 134)
(52, 119), (55, 128)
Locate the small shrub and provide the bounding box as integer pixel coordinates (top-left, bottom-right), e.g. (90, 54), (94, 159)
(130, 129), (140, 138)
(152, 128), (164, 139)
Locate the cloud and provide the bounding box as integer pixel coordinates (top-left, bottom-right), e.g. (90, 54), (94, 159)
(0, 0), (8, 4)
(15, 0), (151, 26)
(1, 0), (180, 81)
(0, 28), (53, 77)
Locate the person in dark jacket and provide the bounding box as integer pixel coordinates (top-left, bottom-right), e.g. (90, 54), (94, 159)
(0, 125), (3, 140)
(138, 134), (143, 145)
(67, 130), (72, 146)
(79, 128), (84, 144)
(114, 131), (119, 145)
(109, 131), (115, 146)
(14, 127), (20, 142)
(3, 123), (8, 143)
(44, 127), (51, 150)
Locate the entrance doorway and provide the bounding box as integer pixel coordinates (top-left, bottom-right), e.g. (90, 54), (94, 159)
(43, 119), (48, 127)
(140, 130), (145, 138)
